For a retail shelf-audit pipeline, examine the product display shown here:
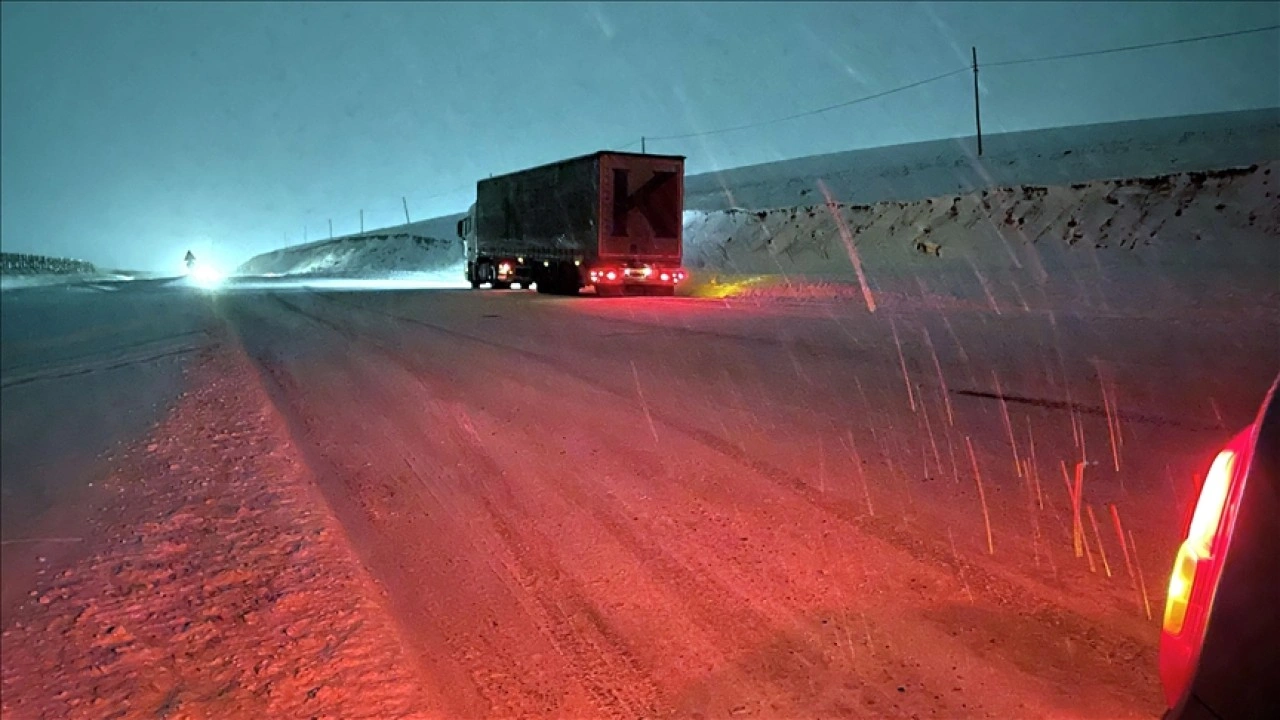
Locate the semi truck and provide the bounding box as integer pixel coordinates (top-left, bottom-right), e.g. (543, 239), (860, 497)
(457, 151), (686, 296)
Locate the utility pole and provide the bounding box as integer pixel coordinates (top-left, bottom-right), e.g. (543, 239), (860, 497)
(972, 46), (983, 157)
(641, 136), (646, 154)
(402, 196), (411, 225)
(360, 209), (364, 234)
(328, 219), (333, 239)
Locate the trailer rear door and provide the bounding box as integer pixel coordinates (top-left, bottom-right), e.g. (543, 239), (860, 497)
(598, 154), (683, 262)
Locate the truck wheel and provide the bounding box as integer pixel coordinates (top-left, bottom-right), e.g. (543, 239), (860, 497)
(475, 260), (494, 288)
(493, 281), (511, 290)
(467, 264), (480, 289)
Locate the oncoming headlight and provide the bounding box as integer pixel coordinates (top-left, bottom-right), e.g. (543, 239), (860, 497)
(190, 263), (226, 288)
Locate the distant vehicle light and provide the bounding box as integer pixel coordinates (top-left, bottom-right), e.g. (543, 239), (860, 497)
(660, 273), (670, 281)
(605, 271), (617, 281)
(190, 263), (226, 289)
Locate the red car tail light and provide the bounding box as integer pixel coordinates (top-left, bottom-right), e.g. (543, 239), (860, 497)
(1159, 424), (1256, 707)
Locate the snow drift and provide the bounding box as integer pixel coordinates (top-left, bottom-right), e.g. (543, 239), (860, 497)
(236, 109), (1278, 310)
(236, 213), (466, 280)
(684, 108), (1280, 212)
(0, 252), (139, 291)
(684, 162), (1279, 319)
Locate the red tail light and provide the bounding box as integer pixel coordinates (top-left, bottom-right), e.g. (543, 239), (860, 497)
(1159, 424), (1256, 707)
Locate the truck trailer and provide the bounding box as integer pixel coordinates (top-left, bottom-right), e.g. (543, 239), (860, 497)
(457, 151), (686, 296)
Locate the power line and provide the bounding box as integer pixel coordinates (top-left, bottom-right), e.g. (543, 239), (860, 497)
(647, 67), (969, 142)
(985, 24), (1280, 68)
(634, 23), (1278, 146)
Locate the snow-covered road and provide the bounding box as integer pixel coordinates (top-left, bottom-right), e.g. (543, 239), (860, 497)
(0, 281), (216, 622)
(3, 281), (1275, 718)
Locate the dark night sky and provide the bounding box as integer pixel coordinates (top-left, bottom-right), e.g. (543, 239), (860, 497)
(2, 1), (1277, 271)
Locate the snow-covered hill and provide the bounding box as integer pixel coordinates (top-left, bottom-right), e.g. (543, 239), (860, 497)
(236, 109), (1279, 313)
(684, 108), (1280, 212)
(683, 161), (1278, 319)
(236, 213), (465, 278)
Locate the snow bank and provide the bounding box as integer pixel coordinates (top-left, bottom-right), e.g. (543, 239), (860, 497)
(237, 110), (1277, 301)
(237, 214), (465, 279)
(0, 252), (117, 291)
(1, 252), (97, 276)
(684, 162), (1279, 319)
(685, 108), (1280, 212)
(0, 273), (138, 292)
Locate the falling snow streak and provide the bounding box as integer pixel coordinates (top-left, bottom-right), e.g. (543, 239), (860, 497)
(992, 371), (1022, 477)
(1085, 504), (1113, 578)
(947, 527), (976, 604)
(631, 360), (660, 443)
(1128, 529), (1154, 621)
(963, 255), (1002, 315)
(1093, 359), (1122, 473)
(919, 387), (943, 479)
(921, 327), (954, 425)
(1109, 503), (1144, 612)
(1063, 460), (1084, 558)
(889, 317), (917, 413)
(1025, 416), (1044, 509)
(1021, 458), (1044, 569)
(843, 430), (875, 517)
(965, 435), (995, 555)
(817, 180), (876, 313)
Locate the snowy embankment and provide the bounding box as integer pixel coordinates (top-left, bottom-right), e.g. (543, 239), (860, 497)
(236, 214), (465, 282)
(0, 252), (132, 291)
(236, 109), (1278, 308)
(683, 161), (1279, 320)
(683, 108), (1278, 212)
(678, 108), (1279, 318)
